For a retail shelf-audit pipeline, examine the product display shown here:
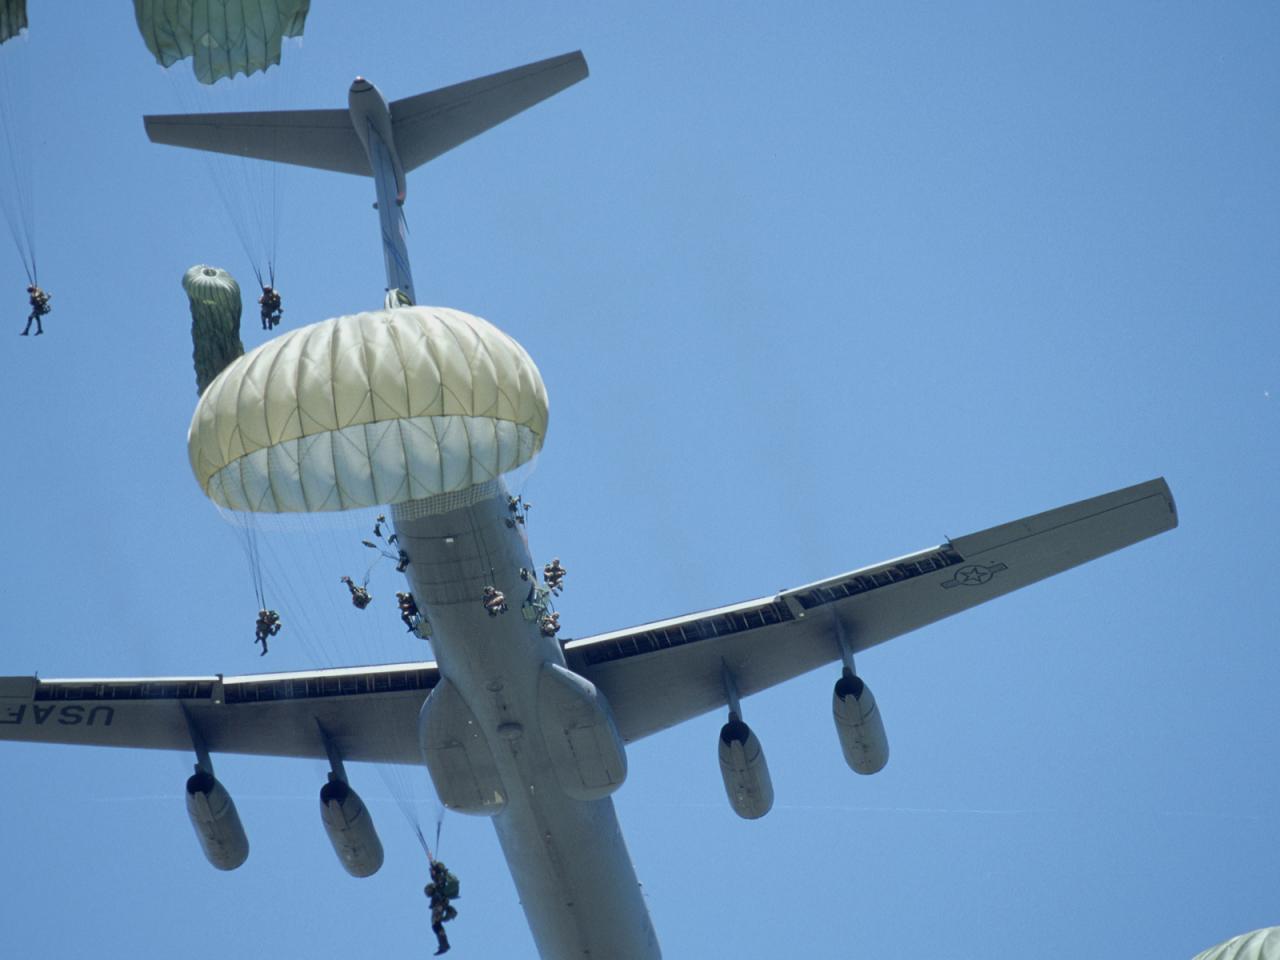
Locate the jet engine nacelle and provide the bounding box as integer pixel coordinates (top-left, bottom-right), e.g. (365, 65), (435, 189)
(718, 718), (774, 819)
(832, 672), (889, 775)
(319, 778), (385, 878)
(185, 770), (249, 871)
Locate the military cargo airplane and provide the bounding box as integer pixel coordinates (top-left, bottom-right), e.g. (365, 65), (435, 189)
(0, 51), (1177, 960)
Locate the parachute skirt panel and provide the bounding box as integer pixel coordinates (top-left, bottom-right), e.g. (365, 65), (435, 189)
(0, 0), (26, 46)
(133, 0), (310, 84)
(189, 306), (549, 513)
(205, 415), (541, 512)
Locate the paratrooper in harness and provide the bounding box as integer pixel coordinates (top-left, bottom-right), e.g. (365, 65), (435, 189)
(481, 585), (507, 617)
(543, 557), (566, 595)
(505, 495), (531, 528)
(254, 609), (281, 655)
(424, 859), (460, 955)
(258, 285), (282, 329)
(21, 284), (50, 336)
(396, 591), (421, 633)
(340, 575), (372, 609)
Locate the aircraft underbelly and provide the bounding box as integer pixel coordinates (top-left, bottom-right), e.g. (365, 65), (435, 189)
(393, 484), (660, 960)
(492, 785), (660, 960)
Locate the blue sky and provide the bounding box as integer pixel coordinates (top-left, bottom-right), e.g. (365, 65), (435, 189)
(1, 3), (1277, 957)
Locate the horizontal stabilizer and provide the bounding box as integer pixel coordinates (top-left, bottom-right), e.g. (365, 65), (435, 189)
(142, 50), (588, 180)
(144, 107), (369, 176)
(391, 50), (589, 171)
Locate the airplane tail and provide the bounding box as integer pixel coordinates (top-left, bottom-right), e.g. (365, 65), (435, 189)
(143, 51), (589, 179)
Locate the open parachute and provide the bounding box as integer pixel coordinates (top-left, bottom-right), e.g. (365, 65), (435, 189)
(184, 265), (245, 395)
(0, 2), (26, 45)
(0, 0), (37, 286)
(188, 306), (549, 513)
(135, 1), (311, 296)
(133, 0), (310, 84)
(1194, 929), (1280, 960)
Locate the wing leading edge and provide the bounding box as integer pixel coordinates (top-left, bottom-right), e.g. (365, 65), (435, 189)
(0, 479), (1174, 761)
(570, 477), (1177, 742)
(0, 663), (436, 764)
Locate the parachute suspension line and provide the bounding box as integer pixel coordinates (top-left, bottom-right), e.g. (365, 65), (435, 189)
(229, 113), (275, 287)
(379, 762), (444, 867)
(464, 506), (500, 586)
(511, 452), (542, 505)
(214, 507), (343, 666)
(162, 69), (280, 299)
(211, 507), (444, 838)
(238, 509), (380, 668)
(415, 822), (432, 861)
(411, 815), (444, 863)
(264, 38), (306, 294)
(0, 28), (37, 284)
(137, 4), (313, 295)
(236, 512), (268, 610)
(266, 86), (280, 293)
(247, 514), (346, 666)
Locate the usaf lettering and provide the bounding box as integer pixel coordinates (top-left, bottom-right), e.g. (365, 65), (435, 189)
(0, 704), (114, 726)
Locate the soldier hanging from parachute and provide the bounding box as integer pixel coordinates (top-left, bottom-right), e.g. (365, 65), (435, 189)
(258, 284), (283, 329)
(396, 591), (424, 634)
(254, 609), (281, 655)
(425, 858), (461, 955)
(21, 283), (48, 335)
(340, 575), (373, 609)
(2, 4), (51, 337)
(363, 516), (412, 577)
(135, 0), (311, 334)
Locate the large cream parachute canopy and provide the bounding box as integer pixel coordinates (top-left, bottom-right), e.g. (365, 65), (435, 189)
(1193, 929), (1280, 960)
(188, 307), (549, 512)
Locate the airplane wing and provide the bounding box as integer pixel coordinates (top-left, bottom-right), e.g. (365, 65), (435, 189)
(0, 663), (436, 764)
(568, 477), (1177, 742)
(143, 107), (370, 176)
(390, 50), (589, 172)
(0, 479), (1174, 760)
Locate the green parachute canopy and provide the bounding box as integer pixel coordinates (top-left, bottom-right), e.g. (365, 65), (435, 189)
(188, 306), (550, 513)
(0, 1), (26, 45)
(134, 0), (309, 84)
(184, 265), (245, 396)
(1193, 928), (1280, 960)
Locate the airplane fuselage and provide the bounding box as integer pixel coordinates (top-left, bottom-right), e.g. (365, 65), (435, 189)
(393, 482), (661, 959)
(349, 78), (416, 304)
